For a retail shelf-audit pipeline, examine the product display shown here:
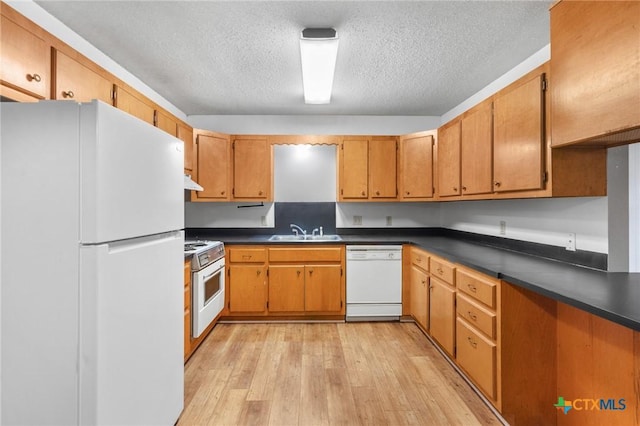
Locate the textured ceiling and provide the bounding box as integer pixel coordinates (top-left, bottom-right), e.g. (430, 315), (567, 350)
(36, 1), (551, 116)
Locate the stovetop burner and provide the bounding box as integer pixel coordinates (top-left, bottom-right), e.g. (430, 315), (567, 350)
(184, 242), (207, 251)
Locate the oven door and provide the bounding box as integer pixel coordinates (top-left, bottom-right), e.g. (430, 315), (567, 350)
(192, 257), (225, 338)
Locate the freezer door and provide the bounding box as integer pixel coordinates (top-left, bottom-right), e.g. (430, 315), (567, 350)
(80, 100), (184, 243)
(79, 231), (184, 425)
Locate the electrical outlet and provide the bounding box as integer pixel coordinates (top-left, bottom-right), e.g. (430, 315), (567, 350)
(261, 215), (267, 226)
(566, 233), (576, 251)
(499, 220), (506, 235)
(386, 216), (393, 226)
(353, 215), (362, 226)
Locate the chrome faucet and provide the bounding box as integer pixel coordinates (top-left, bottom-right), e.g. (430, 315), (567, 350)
(312, 226), (323, 237)
(290, 223), (306, 236)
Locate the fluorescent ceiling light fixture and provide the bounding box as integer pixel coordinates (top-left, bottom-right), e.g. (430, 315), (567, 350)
(300, 28), (339, 104)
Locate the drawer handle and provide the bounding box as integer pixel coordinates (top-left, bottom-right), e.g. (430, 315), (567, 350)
(467, 337), (477, 348)
(416, 257), (422, 262)
(437, 267), (444, 275)
(242, 255), (252, 260)
(467, 311), (477, 321)
(27, 73), (42, 82)
(467, 283), (477, 293)
(62, 90), (75, 99)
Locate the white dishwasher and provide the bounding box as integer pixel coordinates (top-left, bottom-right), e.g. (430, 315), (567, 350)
(346, 245), (403, 321)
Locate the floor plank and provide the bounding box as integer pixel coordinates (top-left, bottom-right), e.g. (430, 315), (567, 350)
(177, 322), (502, 426)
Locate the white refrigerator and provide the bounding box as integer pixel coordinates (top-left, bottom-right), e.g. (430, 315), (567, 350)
(1, 100), (184, 425)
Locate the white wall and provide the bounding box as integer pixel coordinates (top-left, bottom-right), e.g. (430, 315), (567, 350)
(7, 0), (186, 120)
(185, 202), (274, 228)
(187, 115), (441, 136)
(274, 145), (336, 202)
(439, 198), (608, 253)
(337, 203), (441, 228)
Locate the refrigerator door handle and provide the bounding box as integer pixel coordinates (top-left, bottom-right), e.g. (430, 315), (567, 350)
(99, 231), (183, 254)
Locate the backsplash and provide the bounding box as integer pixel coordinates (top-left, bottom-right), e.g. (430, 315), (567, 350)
(274, 202), (336, 234)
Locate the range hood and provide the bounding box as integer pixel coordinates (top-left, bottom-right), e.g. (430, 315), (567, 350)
(184, 174), (203, 191)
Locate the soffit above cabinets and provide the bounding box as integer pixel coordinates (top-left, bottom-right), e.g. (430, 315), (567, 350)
(35, 1), (551, 116)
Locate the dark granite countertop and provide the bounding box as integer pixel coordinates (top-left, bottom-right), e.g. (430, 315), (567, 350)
(186, 228), (640, 332)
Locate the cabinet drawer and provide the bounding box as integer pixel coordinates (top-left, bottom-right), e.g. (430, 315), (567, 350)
(456, 293), (496, 339)
(268, 247), (342, 263)
(410, 248), (429, 271)
(456, 318), (497, 400)
(229, 248), (266, 263)
(456, 268), (497, 309)
(430, 256), (455, 284)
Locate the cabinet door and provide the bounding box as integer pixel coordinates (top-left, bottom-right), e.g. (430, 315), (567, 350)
(369, 137), (397, 199)
(113, 85), (154, 125)
(551, 1), (640, 147)
(184, 261), (191, 360)
(410, 265), (429, 331)
(437, 121), (461, 197)
(233, 137), (270, 199)
(54, 50), (112, 104)
(429, 278), (456, 356)
(401, 135), (433, 199)
(494, 73), (545, 192)
(228, 265), (267, 313)
(304, 265), (342, 313)
(340, 138), (368, 199)
(156, 109), (177, 137)
(268, 265), (305, 313)
(195, 133), (230, 200)
(178, 123), (194, 173)
(0, 16), (49, 99)
(461, 103), (493, 195)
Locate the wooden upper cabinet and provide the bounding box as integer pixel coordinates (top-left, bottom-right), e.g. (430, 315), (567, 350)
(113, 84), (154, 126)
(550, 0), (640, 148)
(437, 122), (461, 197)
(461, 101), (493, 196)
(493, 71), (545, 193)
(194, 131), (230, 201)
(369, 137), (397, 199)
(0, 15), (49, 100)
(232, 136), (271, 200)
(53, 50), (112, 104)
(156, 109), (178, 137)
(340, 138), (369, 199)
(178, 123), (194, 173)
(400, 133), (434, 200)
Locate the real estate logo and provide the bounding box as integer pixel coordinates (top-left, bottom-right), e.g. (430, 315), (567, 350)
(554, 396), (626, 415)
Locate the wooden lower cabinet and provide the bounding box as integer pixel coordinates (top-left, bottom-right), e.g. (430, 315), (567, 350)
(184, 259), (191, 361)
(429, 277), (456, 356)
(456, 317), (497, 399)
(224, 245), (344, 318)
(556, 302), (640, 426)
(409, 254), (429, 331)
(228, 264), (268, 314)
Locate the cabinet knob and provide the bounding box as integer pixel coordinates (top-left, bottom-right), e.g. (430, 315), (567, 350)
(308, 269), (314, 275)
(467, 311), (477, 321)
(462, 186), (467, 192)
(257, 270), (261, 275)
(494, 181), (501, 187)
(221, 191), (225, 195)
(405, 191), (410, 195)
(467, 337), (477, 348)
(62, 90), (75, 99)
(297, 270), (301, 276)
(259, 190), (263, 195)
(376, 191), (380, 196)
(361, 191), (366, 196)
(453, 187), (458, 192)
(27, 73), (42, 82)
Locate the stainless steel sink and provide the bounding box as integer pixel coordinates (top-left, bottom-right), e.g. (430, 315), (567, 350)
(268, 234), (342, 242)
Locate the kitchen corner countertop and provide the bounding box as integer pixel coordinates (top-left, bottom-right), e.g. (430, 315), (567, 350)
(191, 231), (640, 332)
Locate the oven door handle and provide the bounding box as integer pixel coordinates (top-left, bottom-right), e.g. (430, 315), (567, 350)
(203, 268), (222, 282)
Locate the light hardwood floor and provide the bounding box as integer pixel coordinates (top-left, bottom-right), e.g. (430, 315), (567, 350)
(178, 322), (502, 426)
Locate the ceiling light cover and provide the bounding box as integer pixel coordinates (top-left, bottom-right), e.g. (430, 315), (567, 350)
(300, 28), (339, 104)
